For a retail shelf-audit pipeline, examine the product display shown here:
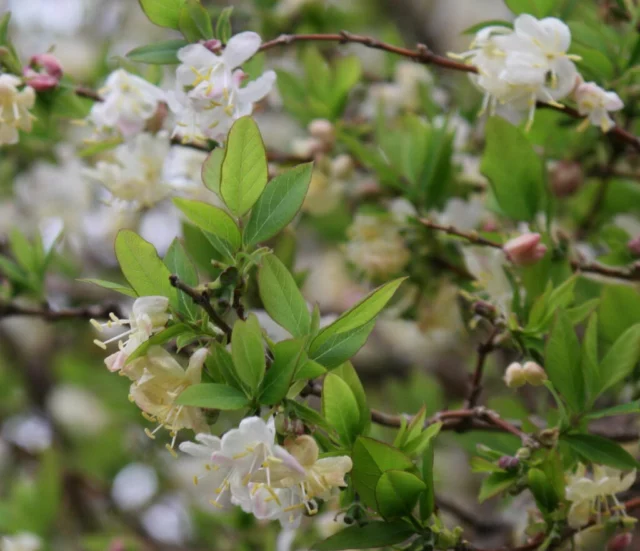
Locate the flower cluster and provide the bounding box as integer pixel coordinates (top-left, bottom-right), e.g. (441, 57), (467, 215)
(180, 417), (352, 528)
(457, 15), (623, 131)
(0, 74), (35, 146)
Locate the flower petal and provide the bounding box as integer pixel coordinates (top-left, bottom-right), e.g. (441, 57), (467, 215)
(222, 31), (262, 68)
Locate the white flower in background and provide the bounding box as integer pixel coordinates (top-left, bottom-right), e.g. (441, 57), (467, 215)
(463, 246), (513, 316)
(129, 347), (209, 450)
(1, 533), (42, 551)
(88, 69), (165, 137)
(1, 414), (52, 453)
(303, 155), (353, 216)
(345, 213), (410, 279)
(168, 32), (276, 143)
(47, 385), (109, 436)
(84, 132), (173, 209)
(573, 81), (623, 132)
(91, 296), (170, 373)
(431, 197), (485, 232)
(566, 464), (636, 529)
(111, 462), (159, 511)
(141, 495), (193, 545)
(0, 74), (35, 146)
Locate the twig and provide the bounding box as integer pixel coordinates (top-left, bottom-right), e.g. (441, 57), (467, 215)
(0, 301), (124, 321)
(465, 326), (500, 409)
(169, 274), (233, 338)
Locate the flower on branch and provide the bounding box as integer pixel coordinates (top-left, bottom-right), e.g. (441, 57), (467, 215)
(0, 74), (35, 146)
(573, 80), (624, 133)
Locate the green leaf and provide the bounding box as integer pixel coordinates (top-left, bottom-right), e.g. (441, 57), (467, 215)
(313, 521), (415, 550)
(173, 198), (241, 258)
(139, 0), (185, 28)
(582, 313), (600, 405)
(220, 116), (268, 216)
(114, 230), (178, 308)
(375, 470), (426, 519)
(599, 285), (640, 346)
(462, 19), (513, 35)
(185, 0), (213, 39)
(403, 422), (442, 457)
(479, 471), (520, 502)
(309, 321), (374, 369)
(562, 433), (639, 470)
(215, 6), (233, 43)
(528, 468), (559, 513)
(231, 314), (266, 393)
(322, 373), (361, 447)
(260, 339), (307, 405)
(258, 254), (310, 338)
(176, 383), (250, 409)
(178, 4), (202, 41)
(351, 437), (414, 510)
(79, 278), (137, 298)
(597, 324), (640, 397)
(202, 148), (224, 195)
(126, 39), (187, 64)
(126, 324), (190, 364)
(286, 399), (333, 432)
(481, 117), (546, 221)
(333, 362), (369, 434)
(585, 400), (640, 420)
(310, 278), (405, 356)
(164, 239), (199, 320)
(545, 310), (583, 412)
(504, 0), (555, 17)
(244, 163), (313, 246)
(210, 342), (247, 393)
(419, 431), (437, 520)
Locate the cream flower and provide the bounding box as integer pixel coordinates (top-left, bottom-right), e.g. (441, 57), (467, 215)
(302, 155), (353, 217)
(0, 74), (36, 146)
(463, 246), (513, 316)
(91, 296), (170, 373)
(88, 69), (165, 137)
(574, 81), (624, 133)
(1, 533), (41, 551)
(566, 464), (636, 529)
(129, 347), (209, 451)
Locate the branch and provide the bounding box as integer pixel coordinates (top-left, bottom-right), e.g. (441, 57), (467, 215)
(0, 301), (124, 321)
(259, 31), (640, 152)
(169, 274), (233, 338)
(419, 218), (640, 282)
(465, 326), (500, 408)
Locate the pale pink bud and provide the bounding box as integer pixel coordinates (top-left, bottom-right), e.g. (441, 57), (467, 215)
(550, 160), (583, 197)
(308, 118), (335, 145)
(23, 68), (59, 91)
(30, 53), (63, 79)
(522, 361), (547, 386)
(503, 233), (547, 266)
(628, 236), (640, 257)
(497, 455), (519, 470)
(232, 69), (248, 87)
(608, 533), (633, 551)
(504, 362), (526, 388)
(203, 39), (223, 54)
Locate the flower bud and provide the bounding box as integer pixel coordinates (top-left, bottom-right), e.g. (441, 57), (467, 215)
(22, 68), (59, 91)
(515, 447), (531, 460)
(522, 361), (547, 386)
(497, 455), (520, 470)
(549, 160), (583, 197)
(538, 428), (559, 447)
(628, 236), (640, 257)
(331, 154), (354, 179)
(308, 118), (335, 145)
(504, 362), (526, 388)
(503, 233), (547, 266)
(202, 39), (223, 54)
(608, 533), (632, 551)
(30, 53), (63, 79)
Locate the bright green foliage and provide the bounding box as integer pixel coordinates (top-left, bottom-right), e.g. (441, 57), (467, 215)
(176, 383), (250, 409)
(562, 433), (639, 470)
(375, 470), (426, 519)
(322, 373), (362, 447)
(313, 521), (415, 550)
(231, 314), (266, 394)
(138, 0), (185, 29)
(505, 0), (555, 17)
(126, 39), (188, 64)
(259, 339), (307, 405)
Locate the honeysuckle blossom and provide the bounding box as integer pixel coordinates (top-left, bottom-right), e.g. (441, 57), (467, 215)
(566, 464), (636, 529)
(88, 69), (165, 137)
(504, 361), (547, 388)
(345, 213), (411, 279)
(0, 74), (36, 146)
(91, 296), (170, 373)
(464, 246), (513, 316)
(84, 132), (173, 209)
(573, 81), (624, 133)
(0, 533), (42, 551)
(503, 233), (547, 265)
(168, 32), (276, 143)
(129, 346), (209, 450)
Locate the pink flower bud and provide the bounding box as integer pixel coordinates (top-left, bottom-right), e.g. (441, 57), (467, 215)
(203, 39), (223, 54)
(22, 68), (59, 91)
(608, 533), (632, 551)
(550, 160), (583, 197)
(522, 361), (547, 386)
(503, 233), (547, 266)
(30, 53), (63, 79)
(628, 236), (640, 257)
(497, 455), (520, 470)
(504, 362), (526, 388)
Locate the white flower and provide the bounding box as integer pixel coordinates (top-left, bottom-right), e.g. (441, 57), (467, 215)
(345, 213), (410, 279)
(573, 81), (623, 133)
(91, 296), (170, 372)
(47, 385), (109, 436)
(1, 533), (41, 551)
(566, 464), (636, 529)
(88, 69), (165, 137)
(169, 32), (276, 143)
(302, 155), (353, 217)
(0, 74), (35, 146)
(463, 246), (513, 316)
(129, 347), (209, 450)
(84, 132), (173, 209)
(430, 197), (485, 232)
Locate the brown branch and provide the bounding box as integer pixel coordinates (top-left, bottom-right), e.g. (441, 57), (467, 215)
(74, 86), (103, 101)
(465, 326), (500, 409)
(169, 274), (232, 338)
(0, 300), (124, 321)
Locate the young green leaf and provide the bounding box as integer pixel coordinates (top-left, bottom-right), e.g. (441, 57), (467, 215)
(139, 0), (185, 29)
(231, 314), (266, 393)
(164, 239), (199, 321)
(528, 468), (559, 513)
(322, 373), (362, 448)
(126, 324), (190, 364)
(544, 310), (583, 412)
(375, 470), (426, 519)
(313, 521), (415, 551)
(260, 339), (307, 406)
(596, 324), (640, 397)
(419, 431), (437, 521)
(479, 471), (520, 502)
(185, 0), (213, 39)
(126, 39), (187, 64)
(333, 362), (370, 434)
(220, 116), (268, 216)
(309, 321), (375, 369)
(114, 230), (178, 308)
(504, 0), (555, 17)
(585, 400), (640, 420)
(562, 433), (639, 470)
(599, 285), (640, 347)
(210, 343), (247, 394)
(582, 313), (600, 404)
(176, 383), (250, 409)
(244, 163), (313, 246)
(258, 254), (311, 338)
(202, 148), (224, 195)
(79, 278), (138, 298)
